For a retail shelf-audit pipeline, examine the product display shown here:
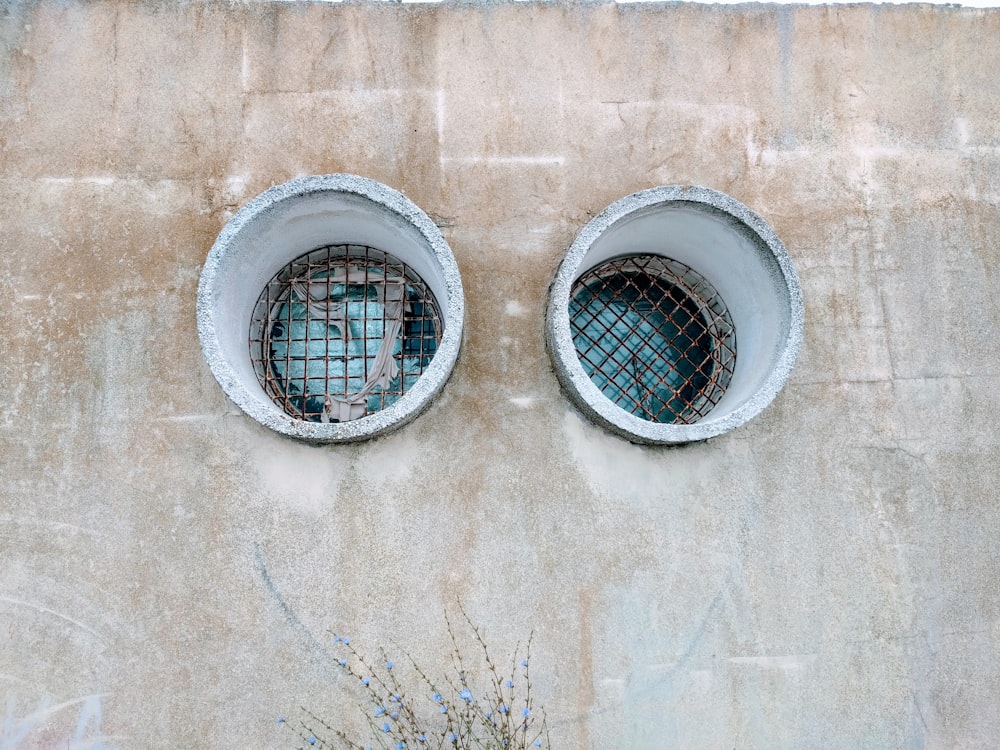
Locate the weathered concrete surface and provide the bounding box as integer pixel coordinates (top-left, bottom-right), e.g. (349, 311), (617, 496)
(1, 1), (999, 748)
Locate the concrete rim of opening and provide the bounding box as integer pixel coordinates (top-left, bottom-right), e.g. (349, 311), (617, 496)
(545, 185), (803, 445)
(197, 174), (465, 443)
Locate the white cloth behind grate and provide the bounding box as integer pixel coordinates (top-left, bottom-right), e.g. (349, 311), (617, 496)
(289, 267), (408, 423)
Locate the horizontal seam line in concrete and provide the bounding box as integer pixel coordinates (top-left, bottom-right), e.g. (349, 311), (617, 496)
(792, 374), (996, 386)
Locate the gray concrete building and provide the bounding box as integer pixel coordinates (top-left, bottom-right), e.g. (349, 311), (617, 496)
(1, 1), (998, 747)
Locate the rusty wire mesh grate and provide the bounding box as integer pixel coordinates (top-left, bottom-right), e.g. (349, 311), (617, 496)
(569, 255), (736, 425)
(250, 244), (442, 423)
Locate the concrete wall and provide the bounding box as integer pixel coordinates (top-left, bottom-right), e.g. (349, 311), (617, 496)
(2, 1), (999, 747)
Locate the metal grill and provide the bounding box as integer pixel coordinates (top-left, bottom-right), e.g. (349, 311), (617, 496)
(249, 244), (442, 423)
(569, 255), (736, 425)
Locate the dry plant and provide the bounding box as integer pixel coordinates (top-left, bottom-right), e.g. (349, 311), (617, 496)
(281, 609), (551, 750)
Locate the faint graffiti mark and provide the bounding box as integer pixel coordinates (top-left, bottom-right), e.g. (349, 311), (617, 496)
(252, 543), (337, 678)
(0, 597), (102, 641)
(1, 694), (117, 750)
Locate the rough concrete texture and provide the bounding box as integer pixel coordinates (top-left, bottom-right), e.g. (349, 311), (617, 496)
(1, 1), (999, 748)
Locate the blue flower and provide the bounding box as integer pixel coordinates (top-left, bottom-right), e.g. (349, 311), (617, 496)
(418, 734), (426, 742)
(522, 708), (531, 718)
(339, 659), (348, 666)
(459, 689), (472, 702)
(433, 692), (442, 702)
(386, 661), (394, 670)
(396, 743), (405, 750)
(383, 723), (391, 733)
(521, 659), (528, 667)
(391, 712), (399, 719)
(342, 637), (350, 645)
(277, 716), (285, 723)
(500, 705), (509, 714)
(362, 677), (370, 686)
(375, 707), (385, 717)
(440, 704), (448, 713)
(505, 680), (514, 688)
(534, 741), (542, 747)
(308, 737), (316, 746)
(333, 635), (341, 643)
(485, 711), (492, 719)
(448, 733), (457, 743)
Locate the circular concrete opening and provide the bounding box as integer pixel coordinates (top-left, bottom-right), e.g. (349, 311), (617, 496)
(198, 174), (464, 443)
(546, 185), (802, 445)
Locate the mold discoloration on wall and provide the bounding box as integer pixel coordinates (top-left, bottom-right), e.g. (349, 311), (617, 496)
(1, 1), (999, 748)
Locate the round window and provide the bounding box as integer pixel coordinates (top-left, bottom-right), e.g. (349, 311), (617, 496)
(546, 185), (803, 445)
(569, 255), (735, 426)
(198, 175), (464, 443)
(250, 244), (442, 424)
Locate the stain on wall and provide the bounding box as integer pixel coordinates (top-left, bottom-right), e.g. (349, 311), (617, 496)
(1, 1), (998, 748)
